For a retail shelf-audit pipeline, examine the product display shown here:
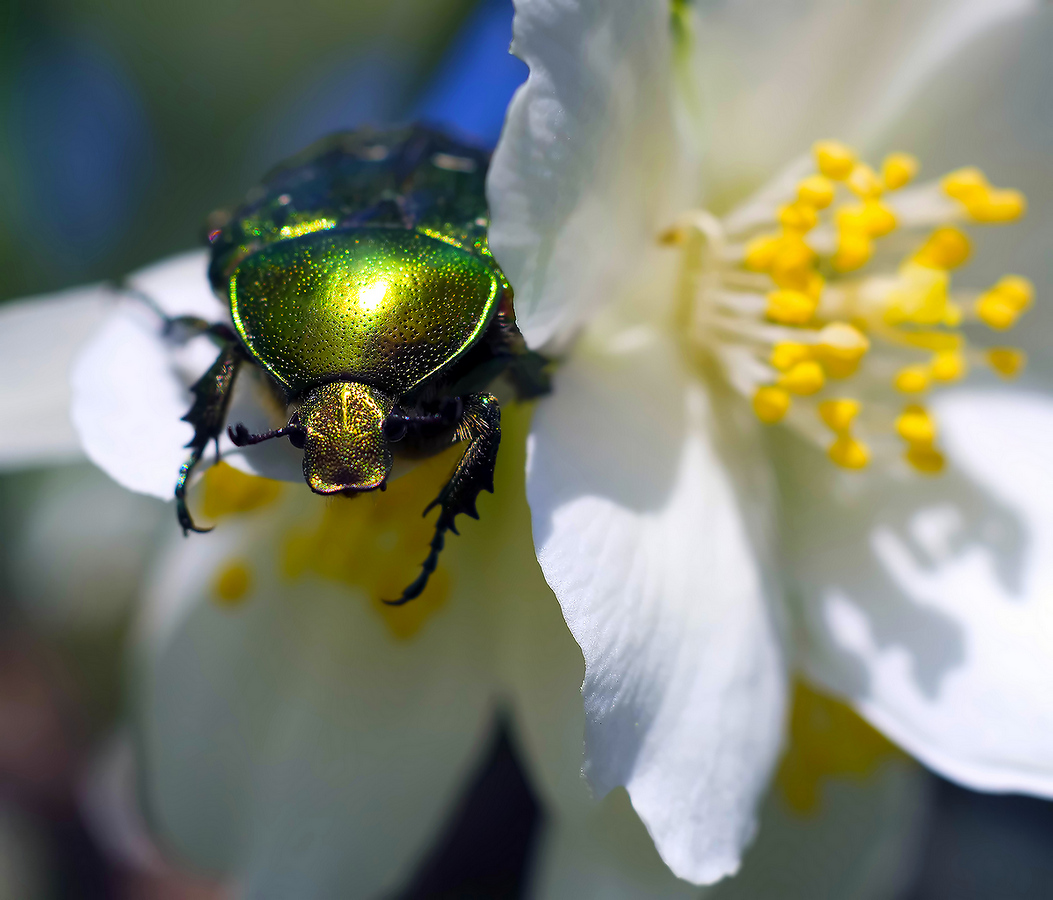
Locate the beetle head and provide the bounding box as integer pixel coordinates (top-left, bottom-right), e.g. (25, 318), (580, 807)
(297, 381), (395, 494)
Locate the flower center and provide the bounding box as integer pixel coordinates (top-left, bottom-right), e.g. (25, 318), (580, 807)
(663, 141), (1030, 473)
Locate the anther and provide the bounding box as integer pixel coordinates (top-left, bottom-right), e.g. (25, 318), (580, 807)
(930, 351), (966, 382)
(814, 141), (857, 180)
(896, 405), (937, 444)
(847, 163), (883, 199)
(778, 360), (825, 395)
(779, 201), (819, 232)
(905, 443), (945, 474)
(833, 229), (872, 272)
(819, 399), (861, 433)
(766, 289), (817, 325)
(752, 386), (791, 423)
(882, 153), (918, 190)
(986, 347), (1026, 378)
(895, 366), (930, 394)
(828, 436), (870, 469)
(797, 175), (835, 209)
(771, 342), (811, 371)
(913, 226), (971, 270)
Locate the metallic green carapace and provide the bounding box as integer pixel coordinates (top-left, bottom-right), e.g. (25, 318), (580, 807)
(230, 228), (502, 395)
(164, 125), (549, 604)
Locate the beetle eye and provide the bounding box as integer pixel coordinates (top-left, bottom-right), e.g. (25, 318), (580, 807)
(382, 414), (408, 442)
(288, 428), (306, 449)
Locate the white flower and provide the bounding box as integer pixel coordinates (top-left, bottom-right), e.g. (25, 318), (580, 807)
(486, 0), (1053, 885)
(4, 272), (929, 894)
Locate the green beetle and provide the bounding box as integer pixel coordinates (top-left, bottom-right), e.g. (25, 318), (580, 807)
(165, 126), (548, 604)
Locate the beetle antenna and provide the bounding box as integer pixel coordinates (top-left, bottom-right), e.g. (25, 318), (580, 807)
(228, 423), (298, 446)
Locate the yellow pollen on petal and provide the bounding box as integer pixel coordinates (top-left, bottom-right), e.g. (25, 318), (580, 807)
(819, 399), (861, 433)
(913, 226), (971, 270)
(778, 360), (825, 395)
(753, 386), (792, 423)
(771, 342), (812, 371)
(895, 366), (930, 394)
(828, 436), (870, 469)
(847, 163), (883, 199)
(896, 404), (937, 444)
(905, 443), (946, 474)
(797, 174), (835, 209)
(930, 351), (966, 383)
(987, 347), (1026, 378)
(882, 153), (918, 190)
(767, 289), (818, 325)
(213, 559), (252, 607)
(814, 140), (857, 180)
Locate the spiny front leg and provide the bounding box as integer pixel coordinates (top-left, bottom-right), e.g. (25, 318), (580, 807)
(176, 342), (245, 534)
(387, 394), (501, 605)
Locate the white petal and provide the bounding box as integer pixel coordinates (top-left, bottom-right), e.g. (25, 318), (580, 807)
(783, 390), (1053, 797)
(526, 332), (787, 884)
(0, 286), (111, 467)
(711, 759), (929, 900)
(689, 0), (1037, 204)
(135, 488), (500, 896)
(3, 463), (166, 631)
(488, 0), (699, 348)
(530, 757), (930, 900)
(71, 252), (301, 500)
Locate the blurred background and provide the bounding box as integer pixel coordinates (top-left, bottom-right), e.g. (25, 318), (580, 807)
(0, 0), (1051, 896)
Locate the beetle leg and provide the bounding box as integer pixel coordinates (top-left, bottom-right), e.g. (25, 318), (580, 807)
(175, 343), (245, 534)
(386, 393), (501, 605)
(114, 280), (237, 343)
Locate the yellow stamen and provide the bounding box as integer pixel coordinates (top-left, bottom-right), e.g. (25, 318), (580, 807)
(829, 436), (870, 469)
(767, 289), (818, 325)
(847, 163), (883, 199)
(771, 234), (817, 283)
(895, 366), (930, 394)
(744, 234), (780, 271)
(986, 347), (1026, 378)
(896, 405), (937, 444)
(942, 167), (988, 202)
(819, 399), (861, 433)
(930, 351), (966, 383)
(965, 189), (1026, 224)
(814, 140), (856, 180)
(976, 291), (1020, 330)
(771, 342), (811, 371)
(797, 175), (835, 209)
(993, 275), (1034, 312)
(882, 153), (918, 190)
(779, 201), (819, 232)
(913, 227), (971, 270)
(778, 360), (825, 395)
(816, 323), (869, 378)
(753, 386), (791, 423)
(832, 229), (872, 272)
(905, 444), (945, 475)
